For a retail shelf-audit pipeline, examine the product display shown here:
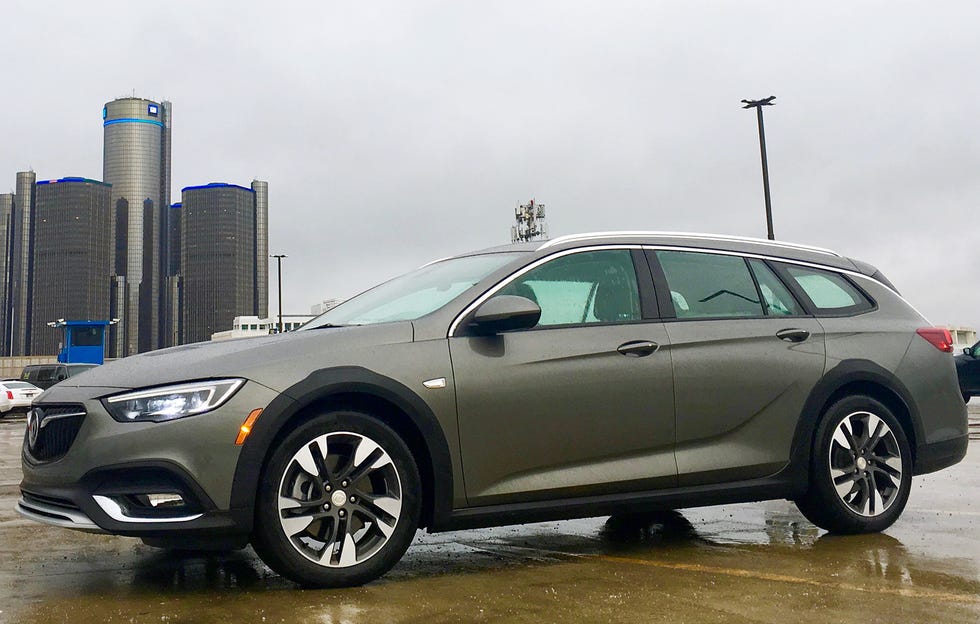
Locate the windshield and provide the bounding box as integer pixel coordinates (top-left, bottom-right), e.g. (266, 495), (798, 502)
(302, 252), (526, 328)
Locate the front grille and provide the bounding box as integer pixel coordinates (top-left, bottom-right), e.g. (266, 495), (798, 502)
(28, 404), (86, 462)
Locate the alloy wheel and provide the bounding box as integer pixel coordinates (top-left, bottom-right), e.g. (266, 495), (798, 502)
(277, 431), (403, 568)
(828, 411), (905, 517)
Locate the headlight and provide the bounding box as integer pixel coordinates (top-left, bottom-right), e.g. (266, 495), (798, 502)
(103, 379), (245, 423)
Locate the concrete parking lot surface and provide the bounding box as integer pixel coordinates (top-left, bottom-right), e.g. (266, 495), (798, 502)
(1, 410), (978, 624)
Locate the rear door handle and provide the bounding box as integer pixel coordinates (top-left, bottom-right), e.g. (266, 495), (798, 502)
(776, 328), (810, 343)
(617, 340), (659, 357)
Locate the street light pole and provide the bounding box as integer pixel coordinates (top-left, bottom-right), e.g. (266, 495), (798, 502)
(271, 254), (287, 333)
(741, 96), (776, 240)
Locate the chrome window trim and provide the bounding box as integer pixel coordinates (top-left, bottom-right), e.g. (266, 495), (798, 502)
(447, 245), (642, 338)
(642, 245), (930, 324)
(539, 231), (842, 258)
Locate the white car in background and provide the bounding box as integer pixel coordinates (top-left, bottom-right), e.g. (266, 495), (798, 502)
(0, 380), (42, 417)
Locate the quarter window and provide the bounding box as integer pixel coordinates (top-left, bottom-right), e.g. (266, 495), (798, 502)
(655, 251), (763, 319)
(498, 250), (641, 326)
(783, 266), (873, 313)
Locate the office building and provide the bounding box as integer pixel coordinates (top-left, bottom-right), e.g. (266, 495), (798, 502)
(0, 193), (13, 355)
(252, 180), (269, 319)
(102, 97), (172, 356)
(0, 96), (268, 355)
(3, 171), (37, 355)
(29, 178), (112, 355)
(179, 182), (267, 344)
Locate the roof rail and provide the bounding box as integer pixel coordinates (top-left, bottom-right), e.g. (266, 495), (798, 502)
(537, 231), (841, 258)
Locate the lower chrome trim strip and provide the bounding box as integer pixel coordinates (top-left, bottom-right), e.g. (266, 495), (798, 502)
(93, 495), (204, 524)
(16, 497), (105, 533)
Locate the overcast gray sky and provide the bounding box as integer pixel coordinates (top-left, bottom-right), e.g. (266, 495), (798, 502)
(2, 1), (978, 330)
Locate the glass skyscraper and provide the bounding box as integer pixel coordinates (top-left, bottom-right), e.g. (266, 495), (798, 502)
(179, 182), (267, 344)
(6, 171), (37, 355)
(102, 97), (172, 356)
(0, 96), (269, 356)
(29, 178), (112, 355)
(0, 192), (13, 355)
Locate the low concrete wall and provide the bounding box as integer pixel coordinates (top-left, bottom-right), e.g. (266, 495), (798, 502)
(0, 356), (58, 380)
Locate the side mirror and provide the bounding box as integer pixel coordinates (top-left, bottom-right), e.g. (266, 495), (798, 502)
(966, 347), (974, 357)
(469, 295), (541, 335)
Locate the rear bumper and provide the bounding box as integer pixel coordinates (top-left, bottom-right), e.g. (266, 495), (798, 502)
(915, 434), (969, 475)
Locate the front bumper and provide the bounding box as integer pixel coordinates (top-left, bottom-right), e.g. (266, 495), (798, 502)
(18, 380), (279, 538)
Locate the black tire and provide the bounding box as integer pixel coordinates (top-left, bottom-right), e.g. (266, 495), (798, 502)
(796, 395), (912, 534)
(252, 410), (421, 587)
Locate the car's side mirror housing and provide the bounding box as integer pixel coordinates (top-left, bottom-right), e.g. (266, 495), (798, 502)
(965, 347), (974, 357)
(469, 295), (541, 335)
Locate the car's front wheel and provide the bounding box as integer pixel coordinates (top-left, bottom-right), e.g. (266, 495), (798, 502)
(252, 410), (420, 587)
(796, 395), (912, 534)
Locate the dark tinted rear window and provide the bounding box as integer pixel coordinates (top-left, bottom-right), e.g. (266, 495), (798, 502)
(3, 381), (34, 389)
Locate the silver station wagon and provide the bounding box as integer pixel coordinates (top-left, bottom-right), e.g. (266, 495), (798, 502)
(18, 232), (968, 587)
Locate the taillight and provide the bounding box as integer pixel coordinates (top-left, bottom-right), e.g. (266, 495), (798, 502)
(5, 391), (12, 400)
(916, 328), (953, 353)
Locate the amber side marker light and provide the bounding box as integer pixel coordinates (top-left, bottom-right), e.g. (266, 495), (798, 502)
(236, 409), (263, 445)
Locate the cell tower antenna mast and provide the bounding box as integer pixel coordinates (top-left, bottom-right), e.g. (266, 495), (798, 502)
(511, 198), (548, 243)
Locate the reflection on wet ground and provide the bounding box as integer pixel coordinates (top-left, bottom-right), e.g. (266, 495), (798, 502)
(1, 415), (978, 623)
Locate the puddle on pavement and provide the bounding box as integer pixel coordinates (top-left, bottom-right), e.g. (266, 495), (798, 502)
(1, 419), (978, 623)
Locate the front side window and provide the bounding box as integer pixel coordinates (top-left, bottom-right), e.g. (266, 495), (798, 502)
(498, 250), (641, 327)
(782, 265), (873, 314)
(656, 251), (763, 319)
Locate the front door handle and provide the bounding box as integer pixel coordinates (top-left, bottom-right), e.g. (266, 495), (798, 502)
(776, 328), (810, 343)
(617, 340), (659, 357)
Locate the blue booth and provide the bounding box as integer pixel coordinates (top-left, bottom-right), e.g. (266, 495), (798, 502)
(47, 319), (116, 365)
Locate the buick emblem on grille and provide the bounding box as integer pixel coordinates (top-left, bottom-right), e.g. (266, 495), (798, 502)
(27, 408), (40, 449)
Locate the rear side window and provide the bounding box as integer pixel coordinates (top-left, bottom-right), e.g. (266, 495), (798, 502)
(747, 260), (803, 316)
(782, 265), (873, 314)
(655, 251), (763, 318)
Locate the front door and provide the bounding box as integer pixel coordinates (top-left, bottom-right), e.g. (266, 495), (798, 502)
(450, 248), (676, 506)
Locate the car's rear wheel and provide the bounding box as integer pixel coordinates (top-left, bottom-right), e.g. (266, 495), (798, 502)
(252, 410), (420, 587)
(796, 395), (911, 534)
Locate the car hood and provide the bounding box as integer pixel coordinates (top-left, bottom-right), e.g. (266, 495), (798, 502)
(56, 322), (415, 392)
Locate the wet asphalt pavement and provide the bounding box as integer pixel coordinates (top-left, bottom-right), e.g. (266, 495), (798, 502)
(1, 410), (978, 624)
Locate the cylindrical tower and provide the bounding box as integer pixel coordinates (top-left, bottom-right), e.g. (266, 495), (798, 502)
(30, 178), (112, 355)
(103, 97), (170, 356)
(0, 192), (14, 355)
(251, 180), (269, 319)
(10, 170), (36, 355)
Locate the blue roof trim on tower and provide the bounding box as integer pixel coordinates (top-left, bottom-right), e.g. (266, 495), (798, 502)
(36, 177), (112, 187)
(103, 118), (165, 128)
(181, 182), (256, 193)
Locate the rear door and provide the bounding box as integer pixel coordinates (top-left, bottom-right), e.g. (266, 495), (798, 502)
(647, 249), (826, 486)
(450, 248), (676, 506)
